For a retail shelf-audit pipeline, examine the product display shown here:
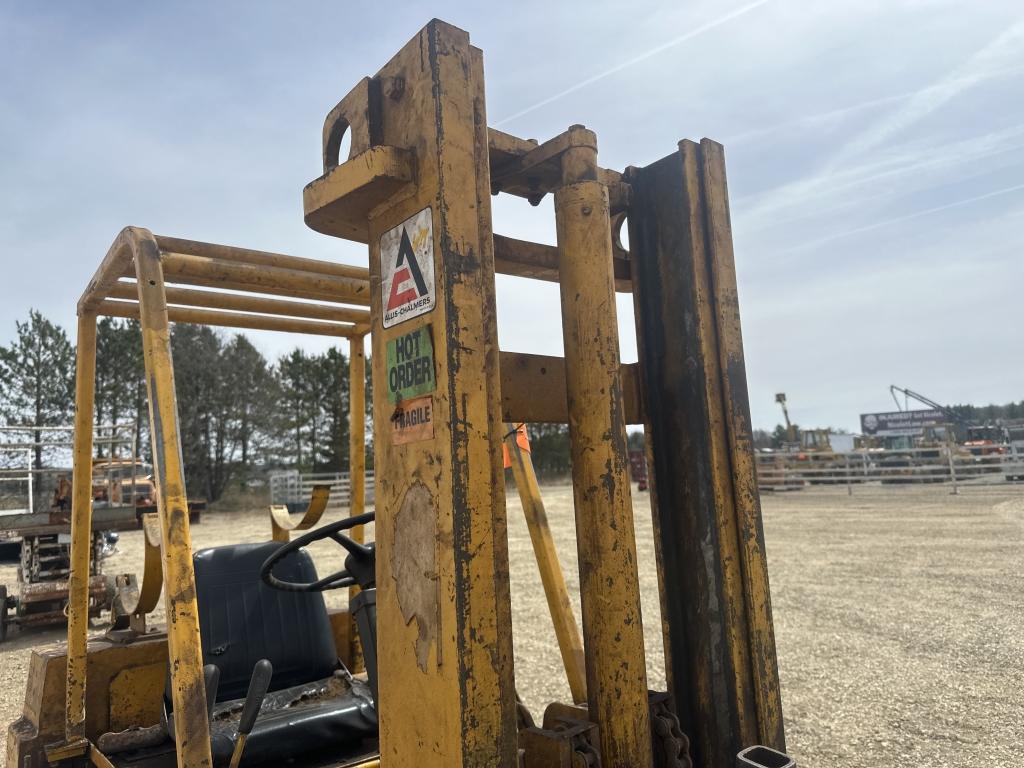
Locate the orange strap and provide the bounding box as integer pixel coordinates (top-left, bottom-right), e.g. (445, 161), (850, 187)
(502, 423), (531, 469)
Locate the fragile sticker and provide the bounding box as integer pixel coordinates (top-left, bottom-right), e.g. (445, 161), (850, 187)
(381, 207), (435, 328)
(386, 326), (436, 403)
(391, 395), (435, 445)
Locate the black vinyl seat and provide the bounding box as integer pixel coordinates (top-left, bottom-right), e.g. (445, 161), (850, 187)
(185, 542), (377, 766)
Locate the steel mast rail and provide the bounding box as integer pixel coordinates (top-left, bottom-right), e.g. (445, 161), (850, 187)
(301, 19), (786, 768)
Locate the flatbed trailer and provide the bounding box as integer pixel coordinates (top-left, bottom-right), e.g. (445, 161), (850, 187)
(0, 428), (142, 641)
(0, 501), (138, 641)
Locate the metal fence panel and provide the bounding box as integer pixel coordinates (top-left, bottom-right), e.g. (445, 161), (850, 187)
(756, 444), (1024, 495)
(269, 470), (376, 510)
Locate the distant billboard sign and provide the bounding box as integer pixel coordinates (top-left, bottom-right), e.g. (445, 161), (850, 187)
(860, 409), (944, 437)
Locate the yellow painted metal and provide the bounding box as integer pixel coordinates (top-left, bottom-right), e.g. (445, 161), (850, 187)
(303, 145), (418, 242)
(26, 21), (784, 768)
(79, 226), (369, 316)
(154, 234), (371, 282)
(227, 733), (247, 768)
(554, 167), (652, 766)
(9, 629), (169, 765)
(160, 252), (370, 306)
(309, 21), (517, 766)
(680, 139), (758, 748)
(498, 352), (644, 425)
(133, 240), (213, 768)
(492, 234), (632, 292)
(699, 140), (785, 749)
(327, 608), (353, 667)
(349, 335), (366, 527)
(45, 738), (89, 762)
(107, 282), (371, 324)
(269, 484), (332, 543)
(108, 660), (165, 732)
(78, 227), (143, 313)
(504, 425), (587, 704)
(348, 334), (367, 671)
(98, 299), (355, 337)
(65, 310), (97, 741)
(119, 513), (164, 633)
(90, 743), (117, 768)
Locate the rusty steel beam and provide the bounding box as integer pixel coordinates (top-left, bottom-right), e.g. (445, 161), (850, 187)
(699, 140), (785, 751)
(304, 21), (518, 766)
(64, 311), (98, 743)
(348, 334), (367, 671)
(498, 352), (644, 424)
(487, 128), (629, 211)
(554, 143), (652, 768)
(493, 235), (632, 291)
(628, 140), (784, 766)
(133, 239), (213, 768)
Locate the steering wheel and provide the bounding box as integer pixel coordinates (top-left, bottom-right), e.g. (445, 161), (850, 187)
(260, 511), (375, 592)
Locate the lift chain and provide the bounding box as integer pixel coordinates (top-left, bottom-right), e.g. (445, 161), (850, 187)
(649, 691), (693, 768)
(571, 740), (601, 768)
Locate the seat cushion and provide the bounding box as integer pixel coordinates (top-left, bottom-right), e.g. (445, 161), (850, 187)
(193, 541), (338, 700)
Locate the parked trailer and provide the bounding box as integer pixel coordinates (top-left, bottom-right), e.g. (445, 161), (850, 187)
(0, 426), (140, 640)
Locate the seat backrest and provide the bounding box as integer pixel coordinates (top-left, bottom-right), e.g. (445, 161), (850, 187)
(192, 542), (338, 701)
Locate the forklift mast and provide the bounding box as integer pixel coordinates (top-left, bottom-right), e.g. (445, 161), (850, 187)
(303, 20), (785, 767)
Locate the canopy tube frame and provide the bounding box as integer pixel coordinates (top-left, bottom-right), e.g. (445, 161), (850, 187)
(61, 227), (370, 767)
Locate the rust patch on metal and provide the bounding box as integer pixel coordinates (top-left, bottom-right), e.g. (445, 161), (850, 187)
(391, 480), (439, 671)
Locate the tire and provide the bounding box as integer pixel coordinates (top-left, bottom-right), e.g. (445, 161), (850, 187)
(0, 585), (8, 643)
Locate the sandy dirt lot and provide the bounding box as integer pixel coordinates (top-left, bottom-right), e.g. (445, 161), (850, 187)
(1, 485), (1021, 767)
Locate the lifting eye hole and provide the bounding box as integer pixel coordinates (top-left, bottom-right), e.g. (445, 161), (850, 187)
(612, 212), (630, 255)
(326, 118), (353, 170)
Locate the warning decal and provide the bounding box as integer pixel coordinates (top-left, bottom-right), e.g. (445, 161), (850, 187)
(391, 395), (435, 445)
(386, 326), (436, 403)
(381, 207), (435, 328)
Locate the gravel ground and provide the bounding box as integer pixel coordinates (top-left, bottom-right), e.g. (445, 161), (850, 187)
(1, 485), (1021, 767)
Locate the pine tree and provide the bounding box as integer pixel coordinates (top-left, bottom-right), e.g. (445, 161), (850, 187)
(222, 335), (277, 485)
(314, 347), (349, 473)
(0, 310), (76, 469)
(277, 349), (315, 472)
(170, 324), (226, 500)
(95, 317), (145, 457)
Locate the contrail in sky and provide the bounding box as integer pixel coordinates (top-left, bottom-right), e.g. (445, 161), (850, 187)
(793, 182), (1024, 251)
(725, 66), (1024, 146)
(740, 20), (1024, 227)
(493, 0), (773, 127)
(827, 19), (1024, 169)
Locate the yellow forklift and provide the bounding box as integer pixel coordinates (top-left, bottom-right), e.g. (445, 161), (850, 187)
(7, 20), (790, 768)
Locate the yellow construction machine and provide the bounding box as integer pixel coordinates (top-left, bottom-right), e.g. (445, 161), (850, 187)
(7, 20), (791, 768)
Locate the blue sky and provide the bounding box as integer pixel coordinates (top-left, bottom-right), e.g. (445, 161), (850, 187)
(1, 1), (1021, 431)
